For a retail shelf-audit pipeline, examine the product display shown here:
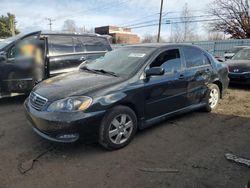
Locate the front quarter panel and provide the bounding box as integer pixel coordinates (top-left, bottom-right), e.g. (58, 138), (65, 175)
(86, 79), (145, 122)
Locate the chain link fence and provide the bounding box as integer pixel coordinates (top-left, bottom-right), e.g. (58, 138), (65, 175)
(112, 39), (250, 57)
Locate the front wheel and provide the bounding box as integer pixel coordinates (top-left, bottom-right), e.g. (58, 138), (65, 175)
(203, 84), (220, 112)
(99, 106), (137, 150)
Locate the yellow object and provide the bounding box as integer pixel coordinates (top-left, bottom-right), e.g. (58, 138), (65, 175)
(20, 44), (35, 57)
(78, 99), (92, 110)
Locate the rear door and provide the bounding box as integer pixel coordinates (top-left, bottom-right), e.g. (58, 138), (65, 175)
(144, 48), (188, 120)
(0, 31), (41, 94)
(181, 46), (213, 105)
(47, 35), (83, 77)
(47, 35), (111, 77)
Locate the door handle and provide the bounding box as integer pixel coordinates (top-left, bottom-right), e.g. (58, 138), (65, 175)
(179, 74), (185, 79)
(205, 68), (210, 73)
(79, 56), (86, 61)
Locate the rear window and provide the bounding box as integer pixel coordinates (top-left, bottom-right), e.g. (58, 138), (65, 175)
(83, 37), (110, 52)
(48, 36), (74, 55)
(48, 35), (111, 55)
(183, 47), (210, 68)
(232, 49), (250, 60)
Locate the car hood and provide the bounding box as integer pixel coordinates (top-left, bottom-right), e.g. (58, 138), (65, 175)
(226, 59), (250, 66)
(226, 60), (250, 72)
(33, 70), (124, 101)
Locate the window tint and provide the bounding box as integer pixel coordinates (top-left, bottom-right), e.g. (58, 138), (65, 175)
(150, 49), (182, 73)
(83, 37), (110, 52)
(183, 47), (209, 68)
(7, 35), (39, 59)
(49, 36), (74, 55)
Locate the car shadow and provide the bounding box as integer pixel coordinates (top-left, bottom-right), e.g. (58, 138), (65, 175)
(43, 110), (250, 156)
(0, 95), (27, 105)
(229, 83), (250, 91)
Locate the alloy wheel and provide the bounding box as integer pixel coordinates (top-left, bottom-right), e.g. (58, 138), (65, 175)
(108, 114), (133, 145)
(209, 88), (219, 109)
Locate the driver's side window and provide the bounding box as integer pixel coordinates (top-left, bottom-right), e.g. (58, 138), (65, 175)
(150, 49), (182, 74)
(7, 36), (38, 59)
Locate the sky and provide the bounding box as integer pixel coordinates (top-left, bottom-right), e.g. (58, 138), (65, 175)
(0, 0), (214, 40)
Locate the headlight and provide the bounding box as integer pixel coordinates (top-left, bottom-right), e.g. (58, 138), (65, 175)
(47, 96), (92, 112)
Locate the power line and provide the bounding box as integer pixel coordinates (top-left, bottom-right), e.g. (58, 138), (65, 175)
(122, 14), (221, 28)
(118, 13), (160, 27)
(129, 18), (222, 29)
(58, 0), (131, 20)
(119, 9), (209, 27)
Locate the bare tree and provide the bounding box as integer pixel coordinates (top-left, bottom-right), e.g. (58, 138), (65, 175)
(207, 31), (225, 40)
(170, 3), (196, 42)
(141, 34), (166, 43)
(62, 19), (77, 32)
(170, 24), (183, 42)
(209, 0), (250, 38)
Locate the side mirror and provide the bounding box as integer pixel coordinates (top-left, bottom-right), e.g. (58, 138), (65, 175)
(145, 67), (164, 77)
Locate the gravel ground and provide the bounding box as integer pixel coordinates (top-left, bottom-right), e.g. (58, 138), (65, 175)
(0, 85), (249, 188)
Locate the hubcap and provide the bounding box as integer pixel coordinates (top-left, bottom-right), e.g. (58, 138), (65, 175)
(209, 88), (219, 108)
(108, 114), (133, 145)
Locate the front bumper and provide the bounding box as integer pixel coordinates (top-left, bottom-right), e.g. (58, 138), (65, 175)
(228, 72), (250, 84)
(24, 99), (106, 143)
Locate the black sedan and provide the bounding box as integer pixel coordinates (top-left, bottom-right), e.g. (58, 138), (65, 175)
(226, 48), (250, 84)
(24, 44), (229, 150)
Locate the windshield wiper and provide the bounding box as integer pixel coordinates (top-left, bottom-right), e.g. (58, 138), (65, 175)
(81, 66), (100, 74)
(92, 69), (119, 77)
(81, 66), (118, 77)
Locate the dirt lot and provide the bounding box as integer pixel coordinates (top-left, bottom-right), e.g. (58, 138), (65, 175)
(0, 85), (250, 188)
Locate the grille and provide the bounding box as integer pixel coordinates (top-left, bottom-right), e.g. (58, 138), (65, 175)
(29, 92), (48, 111)
(229, 66), (249, 73)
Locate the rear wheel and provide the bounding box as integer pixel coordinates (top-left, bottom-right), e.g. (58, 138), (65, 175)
(99, 106), (137, 150)
(204, 84), (220, 112)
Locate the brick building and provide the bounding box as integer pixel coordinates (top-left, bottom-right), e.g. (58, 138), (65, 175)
(95, 26), (140, 44)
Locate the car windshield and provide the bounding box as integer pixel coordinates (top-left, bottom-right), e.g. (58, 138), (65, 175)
(80, 47), (155, 77)
(0, 35), (22, 49)
(228, 47), (245, 54)
(232, 49), (250, 60)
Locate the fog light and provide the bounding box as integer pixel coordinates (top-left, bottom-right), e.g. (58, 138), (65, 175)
(57, 133), (79, 140)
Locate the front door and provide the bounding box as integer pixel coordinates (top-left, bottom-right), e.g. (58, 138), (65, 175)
(144, 48), (188, 120)
(0, 31), (42, 94)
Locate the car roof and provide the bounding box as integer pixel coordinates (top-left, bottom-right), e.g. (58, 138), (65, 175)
(239, 46), (250, 49)
(124, 43), (202, 49)
(40, 31), (107, 39)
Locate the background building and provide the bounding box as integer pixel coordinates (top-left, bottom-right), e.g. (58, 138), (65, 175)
(95, 26), (140, 44)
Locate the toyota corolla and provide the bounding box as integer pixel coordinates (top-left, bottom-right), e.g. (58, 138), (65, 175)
(24, 44), (229, 150)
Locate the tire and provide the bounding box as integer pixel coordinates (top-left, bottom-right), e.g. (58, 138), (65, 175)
(99, 105), (137, 150)
(203, 84), (220, 112)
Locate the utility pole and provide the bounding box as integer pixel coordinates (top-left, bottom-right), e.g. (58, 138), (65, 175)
(45, 18), (55, 31)
(157, 0), (164, 43)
